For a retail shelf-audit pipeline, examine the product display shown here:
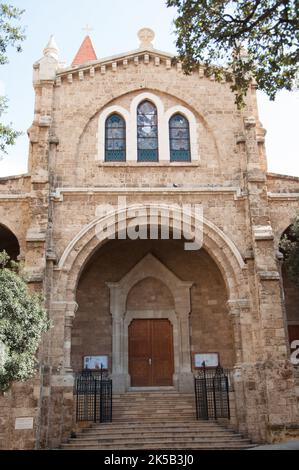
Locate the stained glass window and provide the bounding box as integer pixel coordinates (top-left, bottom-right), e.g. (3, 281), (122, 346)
(169, 113), (191, 162)
(137, 100), (158, 162)
(105, 114), (126, 162)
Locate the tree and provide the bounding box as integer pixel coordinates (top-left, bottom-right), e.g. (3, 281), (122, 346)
(167, 0), (299, 107)
(280, 215), (299, 286)
(0, 3), (25, 157)
(0, 252), (50, 391)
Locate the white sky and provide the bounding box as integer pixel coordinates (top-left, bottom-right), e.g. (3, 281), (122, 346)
(0, 0), (298, 177)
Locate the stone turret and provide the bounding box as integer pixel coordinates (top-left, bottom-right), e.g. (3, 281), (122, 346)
(43, 35), (59, 60)
(33, 35), (60, 82)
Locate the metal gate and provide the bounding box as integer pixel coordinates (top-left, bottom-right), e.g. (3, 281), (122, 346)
(194, 364), (230, 420)
(75, 369), (112, 423)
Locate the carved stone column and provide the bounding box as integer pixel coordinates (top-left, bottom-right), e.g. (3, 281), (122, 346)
(63, 301), (78, 373)
(177, 311), (193, 392)
(108, 283), (127, 393)
(227, 299), (245, 364)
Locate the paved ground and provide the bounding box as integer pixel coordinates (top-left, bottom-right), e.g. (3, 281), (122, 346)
(249, 440), (299, 450)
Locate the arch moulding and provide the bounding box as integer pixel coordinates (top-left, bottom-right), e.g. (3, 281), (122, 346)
(56, 204), (247, 304)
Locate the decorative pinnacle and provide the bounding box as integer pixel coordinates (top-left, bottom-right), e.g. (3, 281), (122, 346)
(43, 35), (59, 60)
(138, 28), (155, 49)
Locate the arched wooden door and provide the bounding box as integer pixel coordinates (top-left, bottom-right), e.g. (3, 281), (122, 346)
(128, 319), (174, 386)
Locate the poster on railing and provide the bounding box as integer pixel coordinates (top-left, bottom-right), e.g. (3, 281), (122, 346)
(194, 352), (219, 368)
(83, 355), (108, 370)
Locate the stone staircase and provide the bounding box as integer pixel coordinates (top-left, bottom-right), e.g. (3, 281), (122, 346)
(62, 391), (254, 450)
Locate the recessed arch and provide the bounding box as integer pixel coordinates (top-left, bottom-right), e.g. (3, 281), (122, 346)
(107, 252), (193, 315)
(78, 86), (221, 165)
(0, 223), (20, 261)
(105, 252), (193, 391)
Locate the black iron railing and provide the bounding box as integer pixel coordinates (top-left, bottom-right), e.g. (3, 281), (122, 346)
(194, 364), (230, 420)
(74, 368), (112, 423)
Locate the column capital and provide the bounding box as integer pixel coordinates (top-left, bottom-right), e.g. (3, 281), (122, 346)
(176, 307), (191, 318)
(51, 300), (78, 317)
(227, 298), (250, 315)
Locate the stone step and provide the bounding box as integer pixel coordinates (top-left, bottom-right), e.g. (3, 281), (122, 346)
(62, 442), (254, 450)
(113, 397), (195, 400)
(69, 433), (247, 443)
(113, 403), (195, 408)
(90, 420), (227, 433)
(111, 418), (196, 423)
(89, 423), (226, 432)
(114, 408), (195, 412)
(66, 438), (252, 448)
(113, 415), (196, 418)
(116, 392), (193, 394)
(113, 399), (195, 404)
(85, 426), (231, 434)
(112, 408), (195, 417)
(87, 427), (226, 433)
(66, 391), (250, 451)
(113, 408), (195, 412)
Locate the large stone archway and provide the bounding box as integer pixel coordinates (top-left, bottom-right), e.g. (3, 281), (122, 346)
(52, 205), (250, 375)
(107, 253), (193, 392)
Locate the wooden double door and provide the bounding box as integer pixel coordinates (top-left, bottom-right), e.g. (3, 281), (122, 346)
(128, 319), (174, 387)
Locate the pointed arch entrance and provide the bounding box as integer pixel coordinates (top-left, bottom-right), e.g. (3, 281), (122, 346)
(107, 253), (193, 392)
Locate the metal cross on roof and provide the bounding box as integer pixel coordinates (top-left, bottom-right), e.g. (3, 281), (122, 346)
(82, 24), (93, 35)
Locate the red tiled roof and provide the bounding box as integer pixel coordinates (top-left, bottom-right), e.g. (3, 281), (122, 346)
(72, 35), (97, 66)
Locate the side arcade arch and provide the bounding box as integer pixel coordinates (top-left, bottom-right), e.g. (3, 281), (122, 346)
(0, 223), (20, 261)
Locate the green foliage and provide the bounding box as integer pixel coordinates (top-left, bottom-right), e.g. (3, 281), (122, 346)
(167, 0), (299, 107)
(0, 3), (25, 156)
(0, 251), (50, 391)
(280, 215), (299, 286)
(0, 95), (21, 155)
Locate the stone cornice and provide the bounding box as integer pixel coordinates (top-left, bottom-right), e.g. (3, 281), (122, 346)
(51, 185), (244, 202)
(54, 48), (232, 87)
(258, 271), (280, 280)
(57, 47), (175, 77)
(0, 193), (30, 200)
(267, 192), (299, 200)
(267, 172), (299, 182)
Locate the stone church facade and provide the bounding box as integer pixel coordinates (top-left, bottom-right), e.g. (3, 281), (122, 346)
(0, 29), (298, 449)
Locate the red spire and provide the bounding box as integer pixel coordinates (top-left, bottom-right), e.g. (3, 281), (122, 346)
(72, 35), (97, 66)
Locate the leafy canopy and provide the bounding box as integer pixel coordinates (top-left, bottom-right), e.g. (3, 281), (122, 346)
(280, 215), (299, 286)
(0, 252), (50, 391)
(0, 3), (25, 157)
(167, 0), (299, 107)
